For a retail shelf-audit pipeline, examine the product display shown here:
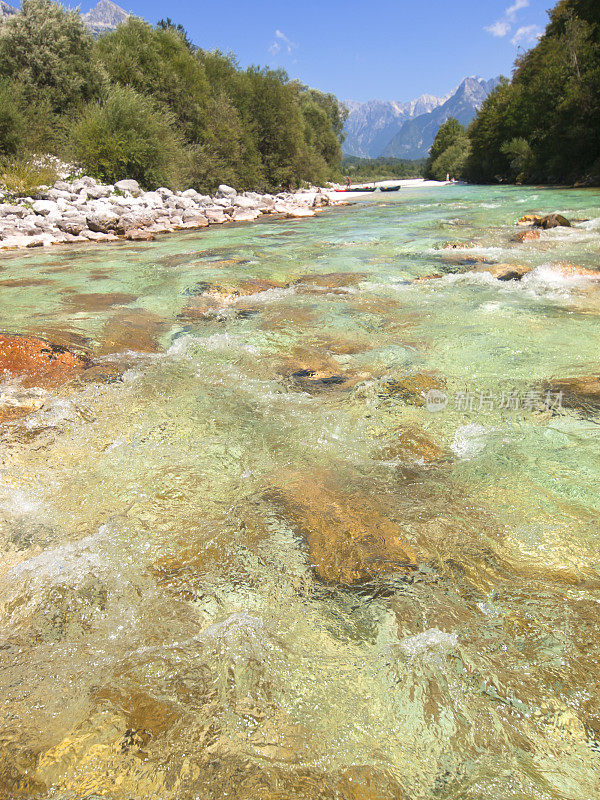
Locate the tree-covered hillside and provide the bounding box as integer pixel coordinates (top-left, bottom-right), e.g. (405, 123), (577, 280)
(466, 0), (599, 185)
(0, 0), (347, 191)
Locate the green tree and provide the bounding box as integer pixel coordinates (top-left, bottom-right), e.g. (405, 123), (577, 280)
(466, 0), (600, 184)
(0, 0), (101, 114)
(425, 118), (469, 179)
(0, 81), (25, 156)
(71, 85), (184, 188)
(96, 18), (210, 143)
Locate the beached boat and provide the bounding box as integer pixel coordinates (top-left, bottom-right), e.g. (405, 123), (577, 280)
(334, 186), (377, 193)
(379, 185), (401, 192)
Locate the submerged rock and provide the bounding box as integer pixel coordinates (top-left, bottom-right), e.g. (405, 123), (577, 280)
(475, 263), (532, 281)
(266, 471), (418, 585)
(516, 214), (543, 226)
(378, 372), (446, 406)
(378, 425), (446, 464)
(515, 229), (541, 242)
(551, 263), (600, 279)
(65, 291), (137, 311)
(0, 334), (89, 387)
(542, 374), (600, 412)
(97, 309), (166, 355)
(0, 391), (46, 423)
(293, 272), (367, 292)
(534, 213), (571, 229)
(278, 347), (372, 394)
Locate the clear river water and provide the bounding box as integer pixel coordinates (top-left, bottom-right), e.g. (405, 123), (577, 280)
(1, 184), (600, 800)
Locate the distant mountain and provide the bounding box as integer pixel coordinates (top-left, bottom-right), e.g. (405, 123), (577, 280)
(82, 0), (130, 36)
(0, 0), (17, 21)
(343, 93), (450, 159)
(343, 77), (499, 160)
(383, 77), (499, 159)
(0, 0), (129, 34)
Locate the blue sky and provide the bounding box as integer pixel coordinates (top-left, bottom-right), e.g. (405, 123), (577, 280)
(72, 0), (551, 102)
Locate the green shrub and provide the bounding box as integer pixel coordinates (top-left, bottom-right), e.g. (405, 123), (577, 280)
(0, 157), (59, 197)
(70, 86), (185, 189)
(430, 141), (470, 181)
(0, 0), (101, 114)
(0, 82), (25, 157)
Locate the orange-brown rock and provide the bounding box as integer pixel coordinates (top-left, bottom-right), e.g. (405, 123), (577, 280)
(0, 334), (89, 388)
(516, 214), (543, 226)
(552, 263), (600, 279)
(443, 242), (474, 250)
(202, 278), (284, 304)
(96, 309), (166, 355)
(542, 374), (600, 411)
(534, 213), (571, 229)
(278, 347), (372, 393)
(0, 394), (45, 423)
(93, 686), (179, 739)
(266, 471), (418, 585)
(177, 296), (221, 321)
(124, 229), (156, 241)
(378, 372), (446, 405)
(0, 277), (54, 288)
(515, 229), (541, 242)
(378, 426), (446, 464)
(414, 273), (443, 282)
(293, 272), (367, 292)
(65, 292), (137, 311)
(475, 263), (532, 281)
(333, 766), (404, 800)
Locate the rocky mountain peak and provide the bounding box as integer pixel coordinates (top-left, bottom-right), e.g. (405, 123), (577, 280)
(0, 1), (17, 21)
(344, 76), (500, 160)
(82, 0), (130, 36)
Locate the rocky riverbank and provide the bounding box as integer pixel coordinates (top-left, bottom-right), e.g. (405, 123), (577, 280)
(0, 178), (343, 251)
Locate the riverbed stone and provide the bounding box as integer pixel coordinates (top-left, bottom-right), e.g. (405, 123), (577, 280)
(535, 213), (571, 229)
(215, 184), (237, 199)
(516, 214), (542, 226)
(86, 208), (119, 233)
(0, 334), (89, 387)
(232, 208), (261, 222)
(476, 263), (533, 280)
(0, 204), (27, 218)
(515, 229), (541, 242)
(265, 470), (418, 585)
(124, 229), (156, 241)
(378, 372), (446, 405)
(181, 209), (209, 226)
(542, 374), (600, 412)
(56, 213), (87, 236)
(204, 209), (228, 224)
(114, 179), (142, 196)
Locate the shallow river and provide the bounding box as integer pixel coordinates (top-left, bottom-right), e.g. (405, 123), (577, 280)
(1, 185), (600, 799)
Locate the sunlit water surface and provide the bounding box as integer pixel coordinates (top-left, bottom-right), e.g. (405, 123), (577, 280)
(1, 185), (600, 799)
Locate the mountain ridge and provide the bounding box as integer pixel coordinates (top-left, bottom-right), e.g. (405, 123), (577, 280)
(0, 0), (130, 34)
(344, 76), (500, 160)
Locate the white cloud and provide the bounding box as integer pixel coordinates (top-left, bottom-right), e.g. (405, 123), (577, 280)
(506, 0), (529, 22)
(484, 0), (530, 39)
(484, 20), (511, 37)
(268, 29), (297, 57)
(511, 24), (541, 45)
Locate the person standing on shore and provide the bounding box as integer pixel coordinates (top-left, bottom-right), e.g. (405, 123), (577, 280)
(345, 176), (351, 188)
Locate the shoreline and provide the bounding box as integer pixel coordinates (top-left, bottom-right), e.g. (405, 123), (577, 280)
(0, 178), (347, 254)
(0, 178), (445, 254)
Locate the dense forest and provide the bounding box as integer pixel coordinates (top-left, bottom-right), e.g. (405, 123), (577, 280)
(0, 0), (347, 192)
(467, 0), (599, 184)
(342, 156), (425, 182)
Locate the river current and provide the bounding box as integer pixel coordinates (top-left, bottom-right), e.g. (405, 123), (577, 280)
(1, 185), (600, 799)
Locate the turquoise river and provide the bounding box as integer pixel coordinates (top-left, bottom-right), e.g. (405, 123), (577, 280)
(1, 184), (600, 800)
